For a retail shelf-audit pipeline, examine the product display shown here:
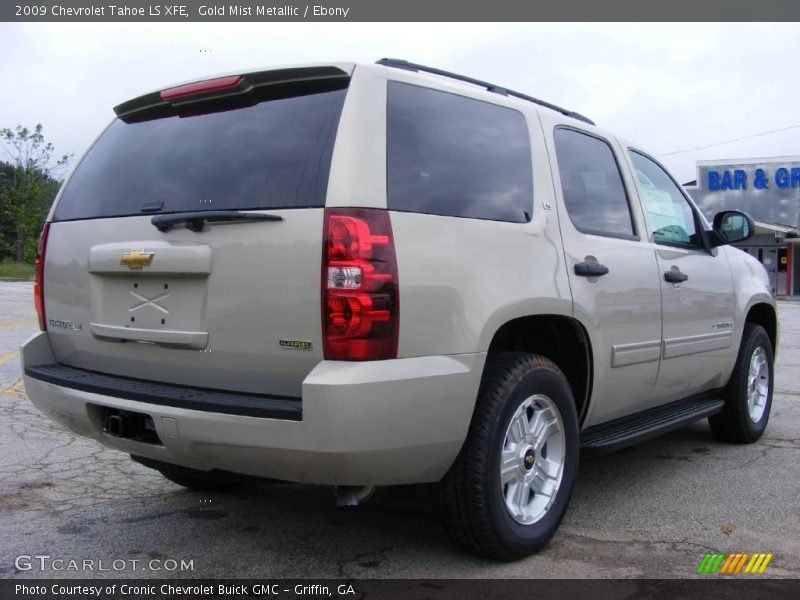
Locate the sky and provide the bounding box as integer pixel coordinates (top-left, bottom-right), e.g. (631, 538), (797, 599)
(1, 22), (798, 183)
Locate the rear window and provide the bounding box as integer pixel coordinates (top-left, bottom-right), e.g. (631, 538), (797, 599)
(54, 86), (347, 221)
(387, 81), (533, 223)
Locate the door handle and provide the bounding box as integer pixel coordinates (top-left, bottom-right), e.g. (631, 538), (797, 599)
(664, 270), (689, 283)
(574, 262), (609, 277)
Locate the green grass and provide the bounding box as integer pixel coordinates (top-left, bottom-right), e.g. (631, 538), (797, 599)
(0, 258), (34, 279)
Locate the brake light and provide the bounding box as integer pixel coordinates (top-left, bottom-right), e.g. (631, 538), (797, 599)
(322, 208), (399, 360)
(160, 75), (244, 101)
(34, 222), (50, 331)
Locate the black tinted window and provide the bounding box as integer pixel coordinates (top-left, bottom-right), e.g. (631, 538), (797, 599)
(54, 87), (347, 221)
(387, 82), (533, 223)
(554, 128), (634, 237)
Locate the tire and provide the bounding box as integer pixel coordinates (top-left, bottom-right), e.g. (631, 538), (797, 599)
(709, 323), (774, 444)
(435, 352), (579, 561)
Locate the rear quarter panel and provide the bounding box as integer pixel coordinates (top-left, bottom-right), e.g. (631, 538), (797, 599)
(387, 103), (573, 357)
(332, 65), (573, 358)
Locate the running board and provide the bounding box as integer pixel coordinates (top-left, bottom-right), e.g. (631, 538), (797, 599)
(580, 395), (725, 452)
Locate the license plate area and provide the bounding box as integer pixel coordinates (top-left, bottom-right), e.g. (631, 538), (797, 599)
(87, 240), (211, 348)
(93, 276), (206, 332)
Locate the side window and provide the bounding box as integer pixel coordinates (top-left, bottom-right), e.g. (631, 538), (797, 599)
(387, 81), (533, 223)
(629, 151), (701, 247)
(553, 128), (635, 238)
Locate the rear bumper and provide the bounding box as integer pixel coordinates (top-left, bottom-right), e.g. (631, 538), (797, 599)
(21, 332), (484, 485)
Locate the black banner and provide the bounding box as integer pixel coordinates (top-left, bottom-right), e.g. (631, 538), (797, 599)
(3, 0), (800, 22)
(4, 579), (800, 600)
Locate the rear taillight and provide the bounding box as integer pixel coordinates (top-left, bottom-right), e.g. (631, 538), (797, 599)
(34, 222), (50, 331)
(322, 208), (399, 360)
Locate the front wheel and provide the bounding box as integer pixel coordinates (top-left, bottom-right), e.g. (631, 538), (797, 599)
(709, 323), (774, 443)
(436, 353), (579, 560)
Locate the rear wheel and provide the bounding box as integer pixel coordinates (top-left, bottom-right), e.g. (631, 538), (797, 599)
(436, 353), (579, 560)
(709, 323), (774, 443)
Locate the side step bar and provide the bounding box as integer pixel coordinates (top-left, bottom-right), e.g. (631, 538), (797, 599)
(580, 394), (725, 452)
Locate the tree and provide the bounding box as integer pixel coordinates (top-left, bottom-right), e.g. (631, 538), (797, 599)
(0, 124), (71, 262)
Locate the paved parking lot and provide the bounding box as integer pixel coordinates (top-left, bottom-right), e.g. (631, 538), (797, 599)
(1, 280), (799, 579)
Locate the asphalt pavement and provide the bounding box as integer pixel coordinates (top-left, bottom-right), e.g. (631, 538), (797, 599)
(1, 281), (798, 579)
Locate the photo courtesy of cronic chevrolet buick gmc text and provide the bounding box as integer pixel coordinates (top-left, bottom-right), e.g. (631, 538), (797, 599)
(21, 59), (777, 561)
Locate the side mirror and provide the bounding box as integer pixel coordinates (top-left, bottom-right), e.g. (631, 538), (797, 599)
(711, 210), (755, 247)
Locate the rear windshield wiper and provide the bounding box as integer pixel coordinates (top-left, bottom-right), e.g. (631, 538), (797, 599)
(151, 210), (283, 232)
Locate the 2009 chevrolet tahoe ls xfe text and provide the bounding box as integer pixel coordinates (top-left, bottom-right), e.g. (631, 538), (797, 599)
(22, 59), (776, 560)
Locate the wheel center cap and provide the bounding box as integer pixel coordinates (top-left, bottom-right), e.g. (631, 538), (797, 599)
(523, 448), (535, 470)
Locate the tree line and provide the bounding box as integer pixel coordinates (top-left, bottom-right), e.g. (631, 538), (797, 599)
(0, 125), (70, 264)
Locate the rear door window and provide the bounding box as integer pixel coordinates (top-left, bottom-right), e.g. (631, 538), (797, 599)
(553, 127), (636, 238)
(387, 81), (533, 223)
(53, 86), (347, 221)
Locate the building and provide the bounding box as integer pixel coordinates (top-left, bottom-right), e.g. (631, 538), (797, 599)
(684, 157), (800, 297)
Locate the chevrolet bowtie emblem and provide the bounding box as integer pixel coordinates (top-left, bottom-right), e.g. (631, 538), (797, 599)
(120, 250), (155, 270)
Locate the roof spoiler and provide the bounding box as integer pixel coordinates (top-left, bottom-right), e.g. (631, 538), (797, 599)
(114, 65), (350, 121)
(376, 58), (595, 126)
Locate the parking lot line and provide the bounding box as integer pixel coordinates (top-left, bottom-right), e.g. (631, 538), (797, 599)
(0, 349), (19, 365)
(0, 378), (24, 396)
(0, 318), (37, 328)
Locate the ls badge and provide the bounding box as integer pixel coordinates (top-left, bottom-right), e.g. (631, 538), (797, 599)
(120, 250), (155, 270)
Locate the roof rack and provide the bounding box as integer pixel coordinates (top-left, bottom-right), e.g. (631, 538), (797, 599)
(375, 58), (595, 126)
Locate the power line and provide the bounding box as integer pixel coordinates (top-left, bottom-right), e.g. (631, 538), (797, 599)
(660, 123), (800, 157)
